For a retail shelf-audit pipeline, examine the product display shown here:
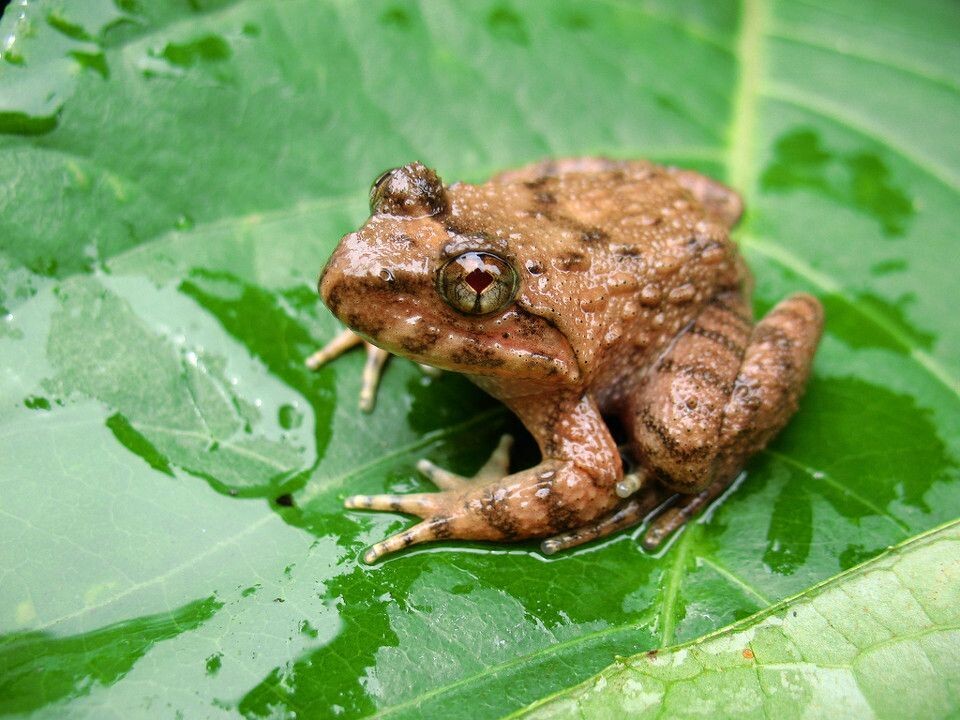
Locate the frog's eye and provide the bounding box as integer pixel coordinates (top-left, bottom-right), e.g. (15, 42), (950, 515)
(438, 251), (519, 315)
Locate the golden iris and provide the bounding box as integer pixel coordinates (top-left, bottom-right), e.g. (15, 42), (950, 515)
(437, 251), (518, 315)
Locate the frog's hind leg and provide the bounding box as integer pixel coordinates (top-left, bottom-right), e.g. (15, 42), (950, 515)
(640, 475), (736, 550)
(346, 394), (626, 563)
(628, 291), (823, 548)
(540, 487), (666, 554)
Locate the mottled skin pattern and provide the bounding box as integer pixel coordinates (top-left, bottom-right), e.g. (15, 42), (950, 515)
(314, 158), (823, 563)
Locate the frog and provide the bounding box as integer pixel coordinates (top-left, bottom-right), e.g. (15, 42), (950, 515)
(309, 158), (823, 564)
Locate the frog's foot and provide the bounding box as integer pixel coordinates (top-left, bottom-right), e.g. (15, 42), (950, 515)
(540, 487), (665, 554)
(541, 472), (738, 554)
(305, 328), (389, 412)
(345, 435), (514, 563)
(640, 474), (735, 550)
(344, 494), (447, 564)
(614, 469), (648, 498)
(415, 434), (513, 491)
(344, 492), (456, 564)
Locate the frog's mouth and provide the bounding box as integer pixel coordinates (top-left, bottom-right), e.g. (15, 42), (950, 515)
(320, 260), (580, 384)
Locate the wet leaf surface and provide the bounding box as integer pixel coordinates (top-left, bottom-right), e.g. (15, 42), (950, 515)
(519, 518), (960, 720)
(1, 0), (958, 718)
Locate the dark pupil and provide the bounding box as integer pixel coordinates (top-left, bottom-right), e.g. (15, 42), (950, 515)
(464, 267), (494, 294)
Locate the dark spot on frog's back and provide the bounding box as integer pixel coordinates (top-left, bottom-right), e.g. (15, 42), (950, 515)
(614, 245), (644, 259)
(555, 252), (589, 272)
(534, 191), (557, 205)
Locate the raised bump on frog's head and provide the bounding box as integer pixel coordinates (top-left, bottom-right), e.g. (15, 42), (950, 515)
(370, 162), (448, 218)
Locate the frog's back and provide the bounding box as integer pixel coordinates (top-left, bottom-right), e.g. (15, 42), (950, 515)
(446, 158), (747, 394)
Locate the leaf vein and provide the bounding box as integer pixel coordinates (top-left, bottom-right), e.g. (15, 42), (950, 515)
(762, 82), (960, 193)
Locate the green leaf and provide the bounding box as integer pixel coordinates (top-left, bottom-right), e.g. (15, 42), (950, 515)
(516, 518), (960, 720)
(0, 0), (958, 718)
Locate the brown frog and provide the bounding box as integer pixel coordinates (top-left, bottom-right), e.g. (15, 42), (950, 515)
(310, 158), (823, 563)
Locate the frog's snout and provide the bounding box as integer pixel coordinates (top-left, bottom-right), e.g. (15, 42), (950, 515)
(317, 232), (355, 313)
(318, 231), (396, 320)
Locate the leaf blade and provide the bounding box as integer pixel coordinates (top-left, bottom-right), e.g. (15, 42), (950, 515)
(516, 518), (960, 719)
(0, 0), (958, 718)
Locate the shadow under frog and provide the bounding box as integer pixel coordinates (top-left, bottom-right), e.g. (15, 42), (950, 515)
(311, 158), (824, 563)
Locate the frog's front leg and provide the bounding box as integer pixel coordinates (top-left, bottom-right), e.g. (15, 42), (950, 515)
(345, 393), (623, 563)
(305, 328), (389, 412)
(307, 329), (440, 411)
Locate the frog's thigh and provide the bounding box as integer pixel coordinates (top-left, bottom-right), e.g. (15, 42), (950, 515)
(628, 292), (823, 495)
(714, 293), (823, 473)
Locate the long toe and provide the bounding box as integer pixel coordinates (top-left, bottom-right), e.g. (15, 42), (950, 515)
(415, 459), (470, 491)
(359, 344), (390, 412)
(344, 492), (443, 517)
(362, 518), (454, 563)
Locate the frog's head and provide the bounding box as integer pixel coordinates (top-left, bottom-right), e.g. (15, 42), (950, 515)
(318, 162), (579, 384)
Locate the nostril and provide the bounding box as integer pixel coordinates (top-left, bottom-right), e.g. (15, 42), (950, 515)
(378, 268), (394, 283)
